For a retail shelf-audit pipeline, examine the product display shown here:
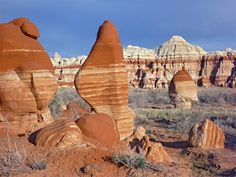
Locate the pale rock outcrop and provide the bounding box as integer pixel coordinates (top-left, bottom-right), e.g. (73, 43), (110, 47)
(169, 67), (198, 109)
(52, 53), (87, 87)
(36, 118), (82, 149)
(75, 20), (135, 140)
(156, 35), (206, 59)
(0, 17), (58, 136)
(123, 45), (156, 59)
(188, 119), (225, 149)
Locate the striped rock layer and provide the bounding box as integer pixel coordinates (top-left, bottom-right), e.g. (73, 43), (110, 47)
(36, 118), (82, 150)
(169, 67), (198, 109)
(188, 119), (225, 149)
(0, 17), (58, 136)
(75, 20), (134, 140)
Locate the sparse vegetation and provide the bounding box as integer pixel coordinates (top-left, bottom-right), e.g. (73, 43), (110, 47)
(27, 157), (47, 170)
(112, 153), (146, 169)
(130, 87), (236, 135)
(111, 153), (163, 172)
(49, 88), (91, 118)
(0, 141), (27, 176)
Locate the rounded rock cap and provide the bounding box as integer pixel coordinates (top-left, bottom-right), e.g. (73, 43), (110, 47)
(96, 20), (120, 43)
(172, 67), (193, 82)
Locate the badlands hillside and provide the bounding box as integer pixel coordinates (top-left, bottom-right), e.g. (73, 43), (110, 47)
(52, 36), (236, 89)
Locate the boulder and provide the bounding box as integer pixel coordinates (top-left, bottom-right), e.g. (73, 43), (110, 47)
(76, 113), (119, 147)
(0, 17), (58, 136)
(35, 118), (82, 149)
(188, 119), (225, 149)
(75, 20), (134, 140)
(169, 67), (198, 109)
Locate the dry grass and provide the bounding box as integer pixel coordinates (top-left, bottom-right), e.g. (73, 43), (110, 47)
(130, 87), (236, 135)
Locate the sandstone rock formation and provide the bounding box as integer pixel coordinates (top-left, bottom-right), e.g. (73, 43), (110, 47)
(75, 20), (135, 140)
(76, 113), (119, 147)
(36, 118), (82, 149)
(0, 17), (58, 136)
(188, 119), (225, 149)
(169, 67), (198, 109)
(52, 36), (236, 89)
(128, 128), (171, 163)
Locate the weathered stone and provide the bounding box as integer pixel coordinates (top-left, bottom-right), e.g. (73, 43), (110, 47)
(76, 113), (119, 147)
(188, 119), (225, 149)
(36, 118), (82, 149)
(75, 20), (134, 140)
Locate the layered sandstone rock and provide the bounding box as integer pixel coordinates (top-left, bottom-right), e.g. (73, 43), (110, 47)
(128, 128), (171, 163)
(0, 17), (58, 136)
(188, 119), (225, 149)
(36, 118), (82, 149)
(169, 67), (198, 109)
(76, 113), (119, 147)
(75, 20), (135, 140)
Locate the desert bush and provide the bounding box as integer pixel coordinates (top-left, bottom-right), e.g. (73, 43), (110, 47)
(112, 153), (146, 169)
(49, 88), (91, 118)
(111, 153), (163, 172)
(0, 140), (27, 176)
(27, 157), (47, 170)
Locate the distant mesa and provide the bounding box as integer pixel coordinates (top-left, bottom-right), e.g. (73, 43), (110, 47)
(0, 17), (58, 136)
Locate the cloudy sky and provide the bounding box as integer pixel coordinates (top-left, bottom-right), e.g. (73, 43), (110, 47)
(1, 0), (236, 56)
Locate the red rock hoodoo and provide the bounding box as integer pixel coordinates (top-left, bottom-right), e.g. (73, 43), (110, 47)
(188, 119), (225, 149)
(0, 17), (58, 136)
(169, 67), (198, 109)
(75, 20), (134, 140)
(76, 113), (119, 147)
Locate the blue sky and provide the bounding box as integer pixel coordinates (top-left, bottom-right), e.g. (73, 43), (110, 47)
(1, 0), (236, 57)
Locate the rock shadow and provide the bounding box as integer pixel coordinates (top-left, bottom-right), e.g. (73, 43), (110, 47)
(160, 140), (188, 149)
